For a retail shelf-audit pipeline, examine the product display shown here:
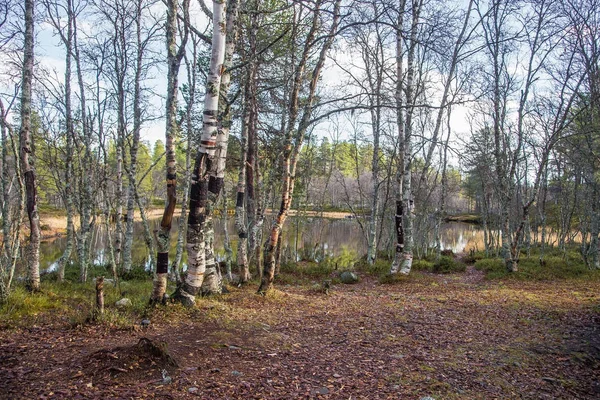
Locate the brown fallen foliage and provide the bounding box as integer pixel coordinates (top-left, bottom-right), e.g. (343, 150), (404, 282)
(0, 268), (599, 399)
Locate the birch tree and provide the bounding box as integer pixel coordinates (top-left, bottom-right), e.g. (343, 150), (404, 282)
(390, 0), (420, 275)
(174, 0), (229, 305)
(20, 0), (41, 291)
(151, 0), (189, 303)
(258, 0), (342, 294)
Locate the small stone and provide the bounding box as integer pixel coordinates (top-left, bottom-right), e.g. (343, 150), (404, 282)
(161, 369), (171, 384)
(317, 387), (329, 395)
(141, 319), (150, 327)
(188, 387), (199, 394)
(115, 298), (132, 308)
(210, 368), (220, 373)
(333, 373), (341, 378)
(340, 271), (359, 284)
(231, 370), (243, 377)
(228, 345), (242, 350)
(420, 397), (435, 400)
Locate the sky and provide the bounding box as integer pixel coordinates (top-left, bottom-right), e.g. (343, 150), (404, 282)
(2, 0), (473, 171)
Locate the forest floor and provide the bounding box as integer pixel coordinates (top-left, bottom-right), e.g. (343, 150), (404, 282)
(1, 266), (599, 399)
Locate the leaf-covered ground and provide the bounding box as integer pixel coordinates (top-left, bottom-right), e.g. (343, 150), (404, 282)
(1, 267), (599, 399)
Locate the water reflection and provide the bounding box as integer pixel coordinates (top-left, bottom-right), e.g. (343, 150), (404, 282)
(38, 217), (485, 273)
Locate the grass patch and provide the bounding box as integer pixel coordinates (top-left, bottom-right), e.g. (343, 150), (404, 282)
(475, 256), (600, 281)
(379, 273), (412, 284)
(356, 258), (391, 276)
(432, 256), (466, 274)
(1, 264), (162, 329)
(462, 251), (486, 264)
(412, 259), (434, 272)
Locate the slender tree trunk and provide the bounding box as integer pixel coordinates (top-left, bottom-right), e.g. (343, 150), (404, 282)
(123, 3), (146, 273)
(222, 195), (233, 281)
(391, 0), (420, 275)
(152, 0), (189, 303)
(73, 9), (93, 283)
(390, 0), (407, 274)
(258, 0), (341, 293)
(56, 0), (75, 282)
(20, 0), (40, 291)
(0, 103), (25, 301)
(435, 109), (452, 260)
(198, 0), (240, 295)
(176, 0), (227, 305)
(235, 81), (250, 283)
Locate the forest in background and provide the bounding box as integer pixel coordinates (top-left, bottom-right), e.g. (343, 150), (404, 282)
(0, 0), (599, 302)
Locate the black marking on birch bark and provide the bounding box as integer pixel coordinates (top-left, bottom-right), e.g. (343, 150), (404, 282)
(208, 176), (218, 194)
(157, 252), (169, 274)
(203, 110), (218, 117)
(199, 180), (208, 208)
(24, 170), (36, 214)
(236, 192), (244, 207)
(190, 181), (200, 198)
(209, 177), (223, 195)
(188, 211), (205, 226)
(238, 232), (248, 239)
(279, 200), (285, 214)
(167, 172), (176, 181)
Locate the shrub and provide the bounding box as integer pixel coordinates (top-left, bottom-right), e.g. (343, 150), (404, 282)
(432, 256), (466, 274)
(462, 250), (485, 264)
(120, 265), (152, 281)
(412, 259), (434, 272)
(440, 249), (455, 257)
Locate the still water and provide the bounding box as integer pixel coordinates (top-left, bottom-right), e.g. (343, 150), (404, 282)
(38, 217), (484, 273)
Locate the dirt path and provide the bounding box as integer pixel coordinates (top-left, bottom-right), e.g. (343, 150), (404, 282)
(1, 275), (599, 399)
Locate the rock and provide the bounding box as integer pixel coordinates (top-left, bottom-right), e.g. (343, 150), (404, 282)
(141, 319), (150, 327)
(188, 387), (199, 394)
(161, 369), (171, 384)
(340, 271), (359, 284)
(231, 370), (243, 377)
(115, 298), (132, 308)
(420, 397), (436, 400)
(313, 387), (329, 395)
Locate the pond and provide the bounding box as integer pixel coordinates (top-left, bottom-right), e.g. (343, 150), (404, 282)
(37, 216), (485, 274)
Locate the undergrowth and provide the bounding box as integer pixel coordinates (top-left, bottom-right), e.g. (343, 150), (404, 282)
(0, 264), (163, 329)
(474, 256), (599, 281)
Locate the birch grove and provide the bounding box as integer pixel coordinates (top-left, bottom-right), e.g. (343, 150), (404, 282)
(0, 0), (597, 305)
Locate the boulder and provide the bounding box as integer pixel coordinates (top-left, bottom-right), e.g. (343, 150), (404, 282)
(340, 271), (359, 284)
(115, 298), (132, 308)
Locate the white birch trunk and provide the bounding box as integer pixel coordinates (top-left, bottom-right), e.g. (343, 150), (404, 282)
(179, 0), (227, 304)
(20, 0), (40, 291)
